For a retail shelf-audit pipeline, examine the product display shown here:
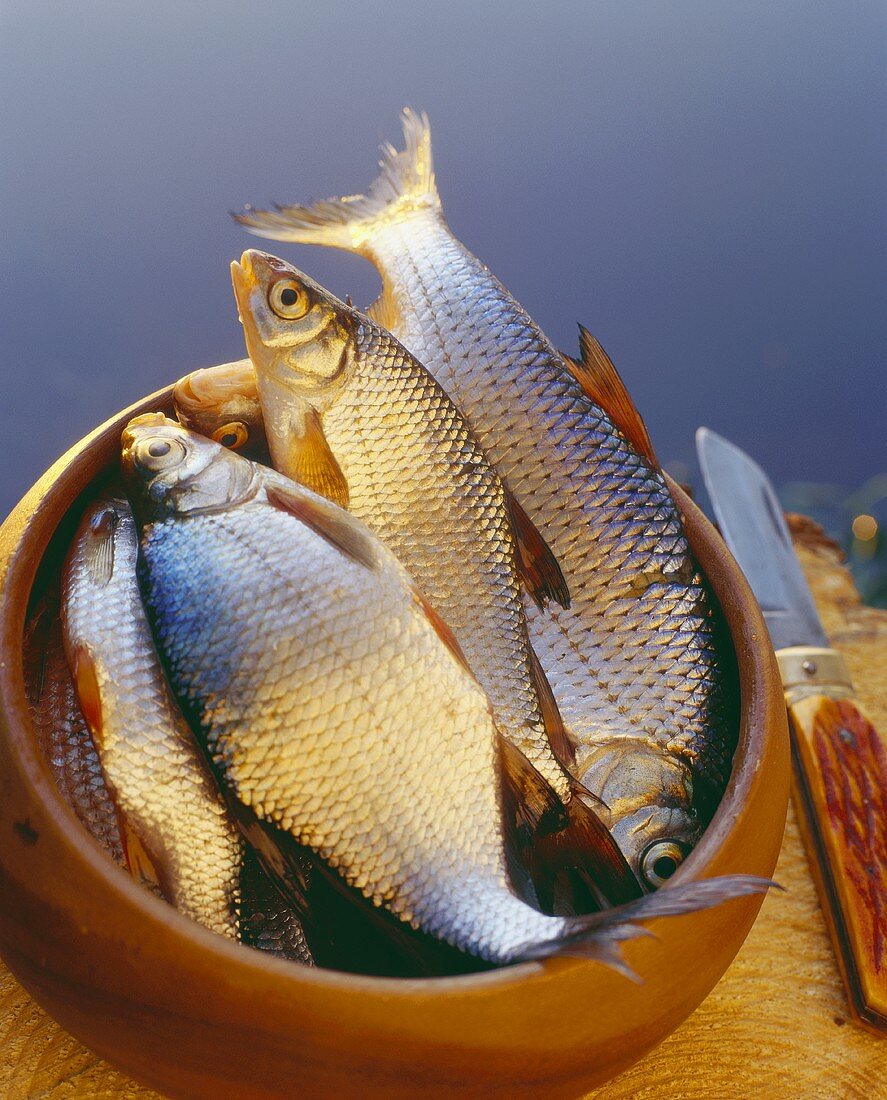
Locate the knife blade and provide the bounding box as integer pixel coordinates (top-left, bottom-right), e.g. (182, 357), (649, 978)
(697, 427), (887, 1034)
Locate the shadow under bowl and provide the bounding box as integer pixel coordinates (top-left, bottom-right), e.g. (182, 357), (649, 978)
(0, 385), (790, 1099)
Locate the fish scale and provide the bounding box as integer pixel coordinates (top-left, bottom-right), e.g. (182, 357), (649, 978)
(232, 254), (573, 803)
(24, 601), (125, 862)
(365, 214), (733, 797)
(125, 418), (770, 973)
(235, 113), (736, 878)
(140, 499), (548, 959)
(61, 498), (243, 938)
(400, 229), (719, 780)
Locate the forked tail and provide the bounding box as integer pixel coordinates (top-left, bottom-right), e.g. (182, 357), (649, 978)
(234, 108), (440, 253)
(515, 874), (777, 980)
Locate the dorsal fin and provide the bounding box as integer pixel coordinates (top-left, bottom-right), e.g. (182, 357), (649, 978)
(365, 284), (401, 332)
(565, 326), (658, 469)
(504, 489), (570, 610)
(266, 483), (377, 570)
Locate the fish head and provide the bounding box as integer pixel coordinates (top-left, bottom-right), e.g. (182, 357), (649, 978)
(578, 740), (701, 890)
(173, 361), (267, 457)
(121, 413), (258, 521)
(230, 250), (353, 408)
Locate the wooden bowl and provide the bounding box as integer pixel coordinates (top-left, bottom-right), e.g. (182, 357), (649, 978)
(0, 385), (790, 1099)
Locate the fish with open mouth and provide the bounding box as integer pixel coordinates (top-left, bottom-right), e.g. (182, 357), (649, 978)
(122, 415), (769, 975)
(173, 359), (267, 459)
(236, 112), (737, 888)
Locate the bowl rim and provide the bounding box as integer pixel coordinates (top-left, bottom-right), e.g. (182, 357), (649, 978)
(0, 382), (781, 1001)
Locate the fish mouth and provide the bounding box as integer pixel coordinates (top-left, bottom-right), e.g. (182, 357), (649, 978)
(230, 251), (257, 320)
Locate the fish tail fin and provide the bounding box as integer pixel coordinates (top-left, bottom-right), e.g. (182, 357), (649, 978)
(516, 875), (778, 980)
(234, 108), (440, 253)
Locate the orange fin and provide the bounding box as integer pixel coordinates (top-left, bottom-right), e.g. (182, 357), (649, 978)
(498, 735), (641, 913)
(528, 646), (577, 767)
(542, 792), (645, 909)
(72, 643), (104, 749)
(287, 407), (350, 509)
(119, 818), (166, 896)
(565, 326), (658, 469)
(266, 483), (377, 569)
(499, 735), (570, 842)
(504, 489), (570, 610)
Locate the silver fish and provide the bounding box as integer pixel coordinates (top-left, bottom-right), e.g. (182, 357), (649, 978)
(24, 596), (125, 863)
(237, 112), (736, 887)
(122, 415), (768, 973)
(62, 495), (243, 937)
(238, 851), (314, 964)
(230, 248), (576, 808)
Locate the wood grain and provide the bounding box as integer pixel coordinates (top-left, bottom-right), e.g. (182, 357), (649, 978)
(1, 516), (883, 1098)
(590, 517), (887, 1099)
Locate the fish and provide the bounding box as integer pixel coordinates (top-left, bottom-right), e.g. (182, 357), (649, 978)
(24, 595), (125, 863)
(229, 249), (575, 812)
(238, 850), (315, 964)
(173, 359), (268, 459)
(61, 495), (244, 938)
(121, 415), (770, 976)
(236, 111), (737, 887)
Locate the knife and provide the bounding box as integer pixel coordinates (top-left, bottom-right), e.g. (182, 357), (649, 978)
(697, 427), (887, 1033)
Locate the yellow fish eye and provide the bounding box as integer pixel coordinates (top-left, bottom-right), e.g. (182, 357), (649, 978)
(268, 278), (310, 320)
(212, 421), (249, 451)
(640, 840), (685, 888)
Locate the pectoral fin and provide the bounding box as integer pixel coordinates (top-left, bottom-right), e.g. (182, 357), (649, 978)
(528, 646), (577, 767)
(498, 731), (642, 913)
(266, 484), (377, 570)
(286, 407), (350, 509)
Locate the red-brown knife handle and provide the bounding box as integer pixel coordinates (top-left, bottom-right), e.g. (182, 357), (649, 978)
(787, 691), (887, 1032)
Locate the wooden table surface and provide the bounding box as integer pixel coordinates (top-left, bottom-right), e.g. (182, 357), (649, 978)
(1, 517), (885, 1098)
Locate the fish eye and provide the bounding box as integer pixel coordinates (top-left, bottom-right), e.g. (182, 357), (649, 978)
(211, 421), (249, 451)
(268, 279), (310, 320)
(135, 436), (187, 471)
(640, 840), (686, 888)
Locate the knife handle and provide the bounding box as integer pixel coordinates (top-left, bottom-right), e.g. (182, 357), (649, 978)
(778, 647), (887, 1032)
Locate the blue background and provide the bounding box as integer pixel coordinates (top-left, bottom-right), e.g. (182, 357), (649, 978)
(1, 2), (884, 577)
